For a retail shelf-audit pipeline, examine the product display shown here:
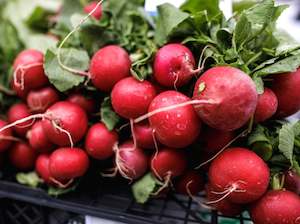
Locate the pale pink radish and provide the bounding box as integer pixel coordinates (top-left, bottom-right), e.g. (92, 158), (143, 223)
(193, 66), (258, 131)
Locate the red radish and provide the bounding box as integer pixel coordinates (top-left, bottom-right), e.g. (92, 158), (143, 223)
(271, 68), (300, 118)
(151, 148), (187, 180)
(11, 80), (29, 99)
(111, 77), (157, 119)
(67, 93), (95, 114)
(0, 120), (13, 152)
(176, 170), (205, 195)
(35, 154), (53, 184)
(113, 141), (148, 180)
(9, 142), (37, 171)
(8, 103), (33, 137)
(250, 190), (300, 224)
(206, 184), (243, 216)
(85, 123), (118, 160)
(153, 43), (198, 88)
(134, 121), (155, 149)
(90, 45), (131, 92)
(27, 87), (60, 113)
(49, 148), (89, 181)
(13, 49), (48, 90)
(284, 170), (300, 194)
(202, 127), (235, 155)
(3, 101), (88, 147)
(84, 1), (102, 20)
(147, 91), (201, 148)
(42, 101), (88, 146)
(208, 147), (270, 204)
(254, 87), (278, 123)
(27, 121), (54, 154)
(193, 66), (258, 131)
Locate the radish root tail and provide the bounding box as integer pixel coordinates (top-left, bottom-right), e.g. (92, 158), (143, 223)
(50, 177), (74, 189)
(57, 0), (104, 77)
(130, 119), (137, 149)
(186, 180), (211, 209)
(134, 99), (217, 123)
(13, 63), (43, 90)
(51, 120), (74, 148)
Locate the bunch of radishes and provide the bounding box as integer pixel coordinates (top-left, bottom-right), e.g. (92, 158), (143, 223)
(0, 1), (299, 224)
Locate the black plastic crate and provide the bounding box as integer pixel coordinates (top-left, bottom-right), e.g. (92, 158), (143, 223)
(0, 179), (252, 224)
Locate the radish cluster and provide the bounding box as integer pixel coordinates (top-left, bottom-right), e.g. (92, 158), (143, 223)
(0, 2), (299, 223)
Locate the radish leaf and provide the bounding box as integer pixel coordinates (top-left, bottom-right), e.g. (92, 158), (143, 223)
(100, 97), (120, 131)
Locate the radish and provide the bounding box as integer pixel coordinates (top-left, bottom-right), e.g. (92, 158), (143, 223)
(85, 123), (118, 160)
(111, 77), (157, 119)
(284, 170), (300, 195)
(90, 45), (131, 92)
(250, 190), (300, 224)
(208, 147), (270, 204)
(206, 184), (243, 216)
(0, 120), (14, 152)
(8, 103), (33, 137)
(175, 170), (205, 195)
(145, 91), (201, 148)
(271, 68), (300, 118)
(202, 127), (235, 155)
(193, 66), (258, 131)
(84, 1), (102, 20)
(35, 154), (53, 185)
(49, 148), (89, 181)
(134, 121), (156, 149)
(27, 87), (60, 113)
(151, 148), (187, 181)
(9, 142), (37, 171)
(3, 101), (88, 147)
(67, 93), (95, 114)
(254, 87), (278, 123)
(153, 43), (199, 88)
(11, 80), (29, 99)
(27, 121), (54, 154)
(13, 49), (48, 90)
(41, 101), (88, 146)
(108, 141), (148, 181)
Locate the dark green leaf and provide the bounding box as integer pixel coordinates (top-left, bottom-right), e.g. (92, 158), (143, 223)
(254, 54), (300, 77)
(26, 6), (55, 31)
(101, 97), (120, 131)
(292, 159), (300, 176)
(252, 142), (273, 161)
(155, 3), (189, 45)
(248, 125), (270, 145)
(274, 30), (300, 56)
(16, 172), (41, 188)
(180, 0), (220, 18)
(132, 173), (162, 204)
(278, 123), (295, 164)
(233, 14), (251, 50)
(44, 48), (88, 92)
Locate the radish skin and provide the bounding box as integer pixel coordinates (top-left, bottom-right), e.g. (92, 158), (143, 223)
(84, 1), (102, 20)
(9, 142), (37, 171)
(208, 147), (270, 204)
(250, 190), (300, 224)
(90, 45), (131, 92)
(85, 123), (118, 160)
(0, 120), (13, 152)
(148, 91), (201, 148)
(193, 66), (258, 131)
